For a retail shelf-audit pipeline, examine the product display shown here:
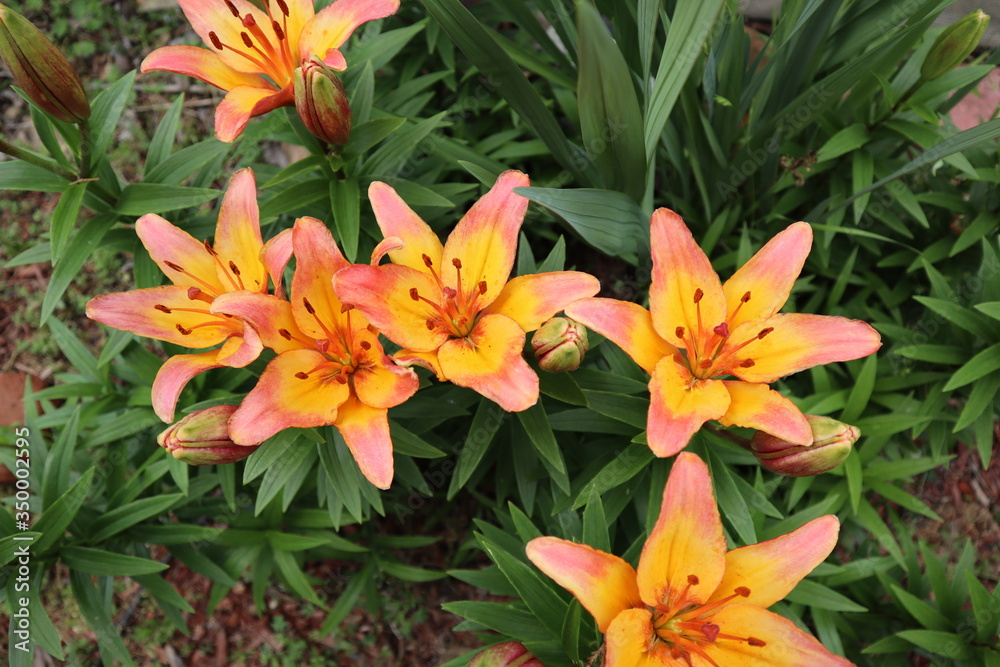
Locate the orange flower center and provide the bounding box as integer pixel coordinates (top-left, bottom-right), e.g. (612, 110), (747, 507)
(408, 254), (488, 340)
(675, 288), (772, 380)
(285, 300), (374, 386)
(649, 574), (765, 666)
(207, 0), (296, 85)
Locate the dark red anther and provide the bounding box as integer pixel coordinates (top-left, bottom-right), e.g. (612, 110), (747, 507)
(341, 303), (354, 313)
(229, 261), (241, 276)
(303, 297), (315, 314)
(757, 327), (774, 339)
(165, 260), (184, 271)
(748, 638), (766, 647)
(240, 31), (254, 48)
(478, 280), (487, 294)
(176, 324), (192, 335)
(276, 0), (289, 16)
(425, 320), (435, 330)
(409, 288), (420, 301)
(452, 258), (462, 269)
(693, 288), (704, 303)
(422, 254), (434, 267)
(360, 340), (372, 350)
(700, 360), (713, 369)
(203, 238), (217, 255)
(687, 574), (700, 585)
(295, 372), (309, 379)
(224, 0), (240, 17)
(735, 586), (751, 597)
(741, 291), (752, 303)
(209, 31), (223, 50)
(739, 359), (755, 368)
(278, 329), (293, 340)
(675, 326), (685, 338)
(155, 304), (172, 313)
(272, 20), (285, 40)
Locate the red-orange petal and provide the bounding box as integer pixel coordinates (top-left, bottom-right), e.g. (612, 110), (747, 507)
(135, 213), (223, 292)
(213, 326), (263, 368)
(210, 291), (307, 354)
(333, 395), (394, 489)
(719, 381), (812, 446)
(298, 0), (400, 66)
(86, 286), (236, 348)
(723, 222), (812, 330)
(178, 0), (271, 74)
(261, 227), (293, 299)
(392, 349), (445, 381)
(437, 313), (538, 412)
(228, 349), (351, 445)
(213, 168), (266, 292)
(140, 45), (270, 92)
(151, 350), (222, 422)
(214, 84), (291, 143)
(706, 516), (840, 610)
(637, 453), (727, 610)
(647, 358), (730, 457)
(726, 314), (882, 384)
(648, 208), (726, 347)
(351, 330), (419, 409)
(441, 171), (530, 309)
(368, 181), (443, 272)
(604, 608), (673, 667)
(333, 264), (451, 352)
(526, 537), (642, 633)
(565, 298), (676, 374)
(704, 604), (854, 666)
(483, 271), (600, 332)
(291, 216), (352, 339)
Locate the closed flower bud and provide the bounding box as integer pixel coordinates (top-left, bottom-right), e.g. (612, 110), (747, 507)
(531, 317), (589, 373)
(0, 3), (90, 122)
(293, 59), (351, 147)
(750, 415), (859, 477)
(921, 9), (990, 81)
(469, 642), (544, 667)
(156, 405), (256, 466)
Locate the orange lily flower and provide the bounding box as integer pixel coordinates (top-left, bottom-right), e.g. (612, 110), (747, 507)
(210, 217), (419, 489)
(527, 452), (853, 667)
(566, 210), (881, 457)
(333, 171), (601, 412)
(86, 169), (291, 423)
(141, 0), (399, 141)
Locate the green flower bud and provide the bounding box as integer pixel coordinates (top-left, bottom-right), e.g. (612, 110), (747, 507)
(921, 10), (990, 81)
(293, 58), (351, 147)
(0, 3), (90, 122)
(750, 415), (859, 477)
(469, 642), (544, 667)
(156, 405), (256, 466)
(531, 317), (589, 373)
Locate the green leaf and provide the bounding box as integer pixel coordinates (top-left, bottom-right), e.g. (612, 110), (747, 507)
(816, 123), (869, 162)
(786, 579), (867, 612)
(115, 183), (222, 216)
(244, 430), (300, 483)
(41, 405), (80, 510)
(517, 186), (646, 256)
(914, 296), (996, 340)
(319, 564), (372, 635)
(32, 467), (96, 554)
(389, 422), (447, 458)
(272, 549), (325, 607)
(582, 487), (610, 553)
(644, 0), (727, 156)
(145, 93), (185, 173)
(256, 443), (314, 515)
(380, 560), (447, 582)
(344, 117), (406, 156)
(576, 0), (646, 200)
(86, 70), (136, 172)
(50, 182), (88, 265)
(361, 111), (447, 178)
(69, 571), (134, 666)
(943, 343), (1000, 391)
(88, 494), (185, 543)
(447, 398), (506, 499)
(707, 449), (755, 544)
(517, 400), (569, 493)
(888, 584), (952, 631)
(144, 140), (230, 186)
(416, 0), (592, 182)
(0, 161), (68, 192)
(330, 178), (361, 262)
(572, 443), (654, 509)
(851, 149), (874, 225)
(894, 630), (974, 660)
(40, 212), (117, 324)
(62, 546), (168, 576)
(481, 538), (566, 639)
(443, 601), (553, 642)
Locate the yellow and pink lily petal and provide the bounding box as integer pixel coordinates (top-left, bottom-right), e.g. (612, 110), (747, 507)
(141, 0), (399, 141)
(566, 209), (881, 457)
(333, 171), (601, 413)
(214, 217), (418, 489)
(86, 169), (290, 422)
(527, 453), (853, 666)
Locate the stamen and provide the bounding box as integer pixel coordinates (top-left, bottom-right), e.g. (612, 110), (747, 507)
(276, 0), (289, 16)
(176, 324), (191, 335)
(224, 0), (240, 18)
(410, 288), (420, 301)
(295, 372), (309, 379)
(452, 258), (463, 269)
(741, 291), (751, 303)
(303, 297), (316, 314)
(735, 586), (750, 597)
(360, 341), (372, 350)
(693, 288), (704, 303)
(687, 575), (699, 585)
(209, 31), (223, 50)
(228, 261), (241, 275)
(164, 260), (184, 271)
(748, 638), (766, 647)
(478, 281), (487, 294)
(155, 304), (172, 313)
(676, 326), (685, 339)
(739, 359), (755, 368)
(278, 329), (293, 340)
(334, 375), (349, 384)
(341, 304), (354, 313)
(272, 20), (284, 40)
(700, 360), (712, 369)
(422, 254), (434, 268)
(203, 239), (217, 255)
(240, 31), (254, 48)
(426, 320), (435, 330)
(757, 327), (774, 339)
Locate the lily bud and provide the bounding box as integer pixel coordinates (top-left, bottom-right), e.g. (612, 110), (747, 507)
(469, 642), (544, 667)
(531, 317), (589, 373)
(750, 415), (859, 477)
(0, 4), (90, 122)
(921, 9), (990, 81)
(156, 405), (256, 466)
(293, 58), (351, 147)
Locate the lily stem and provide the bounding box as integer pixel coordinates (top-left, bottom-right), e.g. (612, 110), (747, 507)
(0, 136), (78, 181)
